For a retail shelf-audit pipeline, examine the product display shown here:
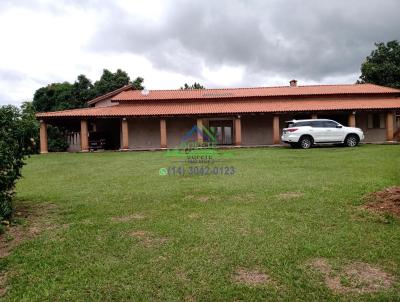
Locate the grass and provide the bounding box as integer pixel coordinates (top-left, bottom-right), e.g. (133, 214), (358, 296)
(2, 145), (400, 301)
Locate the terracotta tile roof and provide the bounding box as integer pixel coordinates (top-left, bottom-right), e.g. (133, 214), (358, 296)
(87, 85), (132, 105)
(112, 84), (400, 101)
(37, 98), (400, 118)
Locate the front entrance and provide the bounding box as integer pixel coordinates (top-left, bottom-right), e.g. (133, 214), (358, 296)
(209, 120), (233, 145)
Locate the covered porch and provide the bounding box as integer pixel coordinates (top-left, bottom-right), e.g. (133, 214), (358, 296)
(38, 110), (398, 153)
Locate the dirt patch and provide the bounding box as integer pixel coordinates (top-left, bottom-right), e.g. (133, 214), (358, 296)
(278, 192), (304, 199)
(232, 193), (257, 203)
(309, 258), (394, 294)
(184, 295), (195, 302)
(188, 213), (200, 219)
(232, 268), (270, 286)
(0, 272), (8, 297)
(363, 186), (400, 217)
(176, 269), (190, 282)
(238, 227), (263, 236)
(129, 230), (168, 247)
(197, 196), (210, 202)
(0, 203), (59, 258)
(111, 214), (145, 222)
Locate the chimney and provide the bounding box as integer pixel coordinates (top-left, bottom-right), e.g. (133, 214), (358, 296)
(289, 79), (297, 87)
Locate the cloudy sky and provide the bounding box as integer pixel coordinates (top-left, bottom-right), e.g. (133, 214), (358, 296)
(0, 0), (399, 106)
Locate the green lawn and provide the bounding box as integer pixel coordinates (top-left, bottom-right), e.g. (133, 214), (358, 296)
(3, 145), (400, 301)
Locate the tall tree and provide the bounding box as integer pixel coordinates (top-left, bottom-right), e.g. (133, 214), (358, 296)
(92, 69), (131, 97)
(72, 74), (94, 105)
(359, 40), (400, 89)
(132, 77), (145, 90)
(181, 82), (205, 90)
(32, 82), (74, 112)
(32, 70), (144, 112)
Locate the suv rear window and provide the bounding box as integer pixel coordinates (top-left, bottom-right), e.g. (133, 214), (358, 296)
(323, 121), (338, 128)
(310, 121), (324, 128)
(286, 121), (311, 128)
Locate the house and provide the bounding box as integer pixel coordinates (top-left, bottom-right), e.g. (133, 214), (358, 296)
(36, 80), (400, 153)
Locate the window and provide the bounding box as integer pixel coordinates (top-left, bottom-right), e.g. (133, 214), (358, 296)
(323, 121), (338, 128)
(285, 121), (310, 127)
(367, 113), (385, 129)
(310, 121), (324, 128)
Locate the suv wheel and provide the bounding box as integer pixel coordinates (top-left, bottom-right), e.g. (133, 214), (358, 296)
(344, 134), (359, 147)
(299, 136), (312, 149)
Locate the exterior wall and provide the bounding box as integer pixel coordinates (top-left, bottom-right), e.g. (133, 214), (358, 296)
(241, 115), (273, 145)
(128, 118), (160, 149)
(166, 117), (197, 147)
(356, 111), (397, 142)
(94, 99), (119, 108)
(127, 117), (198, 149)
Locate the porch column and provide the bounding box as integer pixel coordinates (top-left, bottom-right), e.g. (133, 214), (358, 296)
(386, 111), (394, 141)
(39, 120), (48, 154)
(197, 118), (203, 145)
(121, 118), (129, 150)
(348, 112), (356, 127)
(160, 118), (167, 148)
(311, 113), (318, 119)
(272, 115), (280, 144)
(234, 116), (242, 146)
(80, 119), (89, 152)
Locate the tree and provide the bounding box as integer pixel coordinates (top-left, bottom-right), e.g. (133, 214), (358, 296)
(181, 82), (205, 90)
(32, 70), (144, 112)
(72, 74), (94, 105)
(359, 40), (400, 89)
(32, 82), (74, 112)
(0, 105), (35, 221)
(92, 69), (131, 97)
(132, 77), (145, 90)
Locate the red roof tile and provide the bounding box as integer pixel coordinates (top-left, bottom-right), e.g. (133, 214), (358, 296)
(112, 84), (400, 101)
(37, 98), (400, 118)
(87, 85), (132, 105)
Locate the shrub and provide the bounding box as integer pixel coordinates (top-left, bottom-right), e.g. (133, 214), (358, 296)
(0, 105), (35, 220)
(48, 125), (69, 152)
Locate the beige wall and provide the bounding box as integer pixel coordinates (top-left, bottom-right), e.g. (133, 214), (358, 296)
(128, 118), (160, 149)
(356, 111), (397, 142)
(94, 99), (119, 108)
(241, 115), (273, 145)
(166, 117), (197, 147)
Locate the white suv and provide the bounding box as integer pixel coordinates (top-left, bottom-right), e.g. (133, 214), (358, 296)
(281, 119), (364, 149)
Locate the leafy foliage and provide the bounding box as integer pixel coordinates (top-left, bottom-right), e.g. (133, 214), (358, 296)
(92, 69), (130, 97)
(47, 126), (69, 152)
(181, 82), (205, 90)
(359, 40), (400, 88)
(20, 102), (40, 154)
(0, 105), (35, 220)
(33, 69), (144, 113)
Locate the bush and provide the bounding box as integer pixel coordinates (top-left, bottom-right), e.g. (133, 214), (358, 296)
(48, 125), (69, 152)
(0, 105), (35, 220)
